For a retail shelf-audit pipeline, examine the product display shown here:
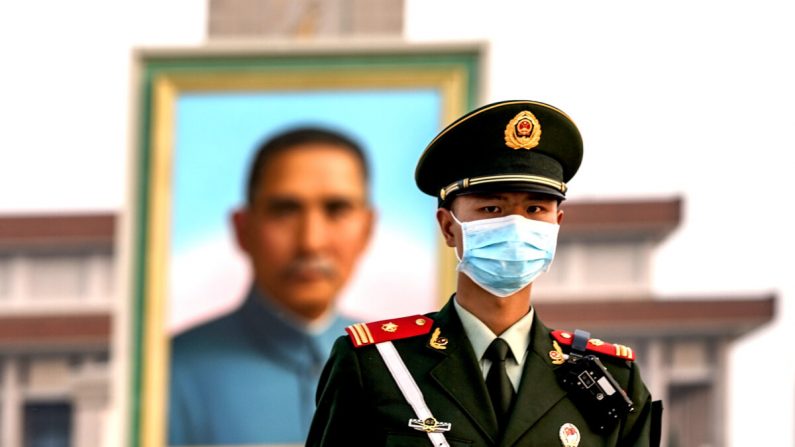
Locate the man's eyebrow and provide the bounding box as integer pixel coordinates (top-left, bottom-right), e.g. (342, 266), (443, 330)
(523, 193), (559, 203)
(259, 197), (302, 210)
(320, 194), (370, 205)
(321, 195), (363, 203)
(468, 193), (507, 201)
(259, 195), (367, 208)
(262, 196), (300, 204)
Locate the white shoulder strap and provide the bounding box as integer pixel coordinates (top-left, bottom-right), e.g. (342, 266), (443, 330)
(376, 341), (450, 447)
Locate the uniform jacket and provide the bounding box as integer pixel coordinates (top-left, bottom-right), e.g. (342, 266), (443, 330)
(307, 299), (654, 446)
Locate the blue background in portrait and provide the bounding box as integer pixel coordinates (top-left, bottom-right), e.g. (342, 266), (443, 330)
(171, 89), (441, 253)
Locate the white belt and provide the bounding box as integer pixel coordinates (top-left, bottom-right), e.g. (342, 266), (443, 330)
(376, 341), (450, 447)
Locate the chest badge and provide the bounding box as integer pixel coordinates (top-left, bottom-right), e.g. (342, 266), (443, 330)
(428, 328), (448, 350)
(559, 422), (581, 447)
(550, 340), (566, 365)
(408, 417), (452, 433)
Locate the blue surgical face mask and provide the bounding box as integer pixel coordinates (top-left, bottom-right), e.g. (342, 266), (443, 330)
(452, 212), (559, 298)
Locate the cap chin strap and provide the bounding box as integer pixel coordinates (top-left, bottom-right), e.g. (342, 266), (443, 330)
(440, 174), (567, 200)
(376, 342), (450, 447)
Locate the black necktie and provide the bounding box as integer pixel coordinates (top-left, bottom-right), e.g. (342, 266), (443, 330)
(484, 338), (515, 430)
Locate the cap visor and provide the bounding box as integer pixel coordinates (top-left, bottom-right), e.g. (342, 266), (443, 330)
(443, 180), (566, 205)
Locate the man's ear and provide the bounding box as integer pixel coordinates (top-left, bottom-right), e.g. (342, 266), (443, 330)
(556, 207), (565, 225)
(231, 208), (251, 254)
(436, 207), (458, 248)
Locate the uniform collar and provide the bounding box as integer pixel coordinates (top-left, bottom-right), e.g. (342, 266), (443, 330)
(453, 297), (534, 363)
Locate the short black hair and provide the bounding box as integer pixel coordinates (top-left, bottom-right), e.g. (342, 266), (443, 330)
(245, 127), (370, 206)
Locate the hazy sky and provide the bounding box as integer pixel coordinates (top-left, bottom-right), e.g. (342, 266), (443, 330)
(1, 1), (793, 445)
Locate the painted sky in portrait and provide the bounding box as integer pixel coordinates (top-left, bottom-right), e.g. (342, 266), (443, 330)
(168, 89), (442, 332)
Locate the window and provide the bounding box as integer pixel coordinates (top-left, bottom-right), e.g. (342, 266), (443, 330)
(0, 256), (10, 298)
(91, 255), (115, 298)
(582, 242), (646, 288)
(668, 383), (714, 447)
(24, 401), (72, 447)
(28, 255), (88, 299)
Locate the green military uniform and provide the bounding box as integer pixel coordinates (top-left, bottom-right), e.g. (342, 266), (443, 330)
(306, 100), (659, 446)
(306, 298), (653, 446)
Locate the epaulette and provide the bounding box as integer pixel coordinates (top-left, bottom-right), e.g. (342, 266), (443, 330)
(551, 330), (635, 361)
(346, 315), (434, 348)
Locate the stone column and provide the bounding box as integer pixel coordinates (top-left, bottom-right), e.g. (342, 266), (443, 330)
(70, 363), (109, 447)
(1, 357), (22, 447)
(712, 337), (729, 447)
(646, 339), (668, 447)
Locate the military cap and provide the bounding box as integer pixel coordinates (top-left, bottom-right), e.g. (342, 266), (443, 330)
(415, 100), (583, 205)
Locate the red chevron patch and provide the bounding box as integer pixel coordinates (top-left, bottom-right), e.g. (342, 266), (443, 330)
(551, 330), (636, 361)
(346, 315), (434, 348)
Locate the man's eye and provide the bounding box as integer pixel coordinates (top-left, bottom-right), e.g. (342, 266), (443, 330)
(527, 205), (543, 213)
(325, 200), (355, 217)
(481, 206), (501, 214)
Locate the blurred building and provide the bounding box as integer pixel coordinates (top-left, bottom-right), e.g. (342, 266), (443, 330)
(0, 215), (114, 447)
(0, 198), (774, 446)
(197, 4), (780, 443)
(533, 198), (775, 447)
(207, 0), (404, 39)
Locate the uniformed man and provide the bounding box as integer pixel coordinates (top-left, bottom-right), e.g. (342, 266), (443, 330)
(306, 100), (661, 446)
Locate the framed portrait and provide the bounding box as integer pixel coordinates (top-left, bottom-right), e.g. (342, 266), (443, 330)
(125, 42), (482, 445)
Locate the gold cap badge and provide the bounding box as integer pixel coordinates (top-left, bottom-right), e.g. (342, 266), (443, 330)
(504, 110), (542, 150)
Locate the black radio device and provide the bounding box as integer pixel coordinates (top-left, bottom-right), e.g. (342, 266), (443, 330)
(555, 329), (635, 433)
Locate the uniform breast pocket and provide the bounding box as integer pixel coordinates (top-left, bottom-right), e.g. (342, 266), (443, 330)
(385, 432), (473, 447)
